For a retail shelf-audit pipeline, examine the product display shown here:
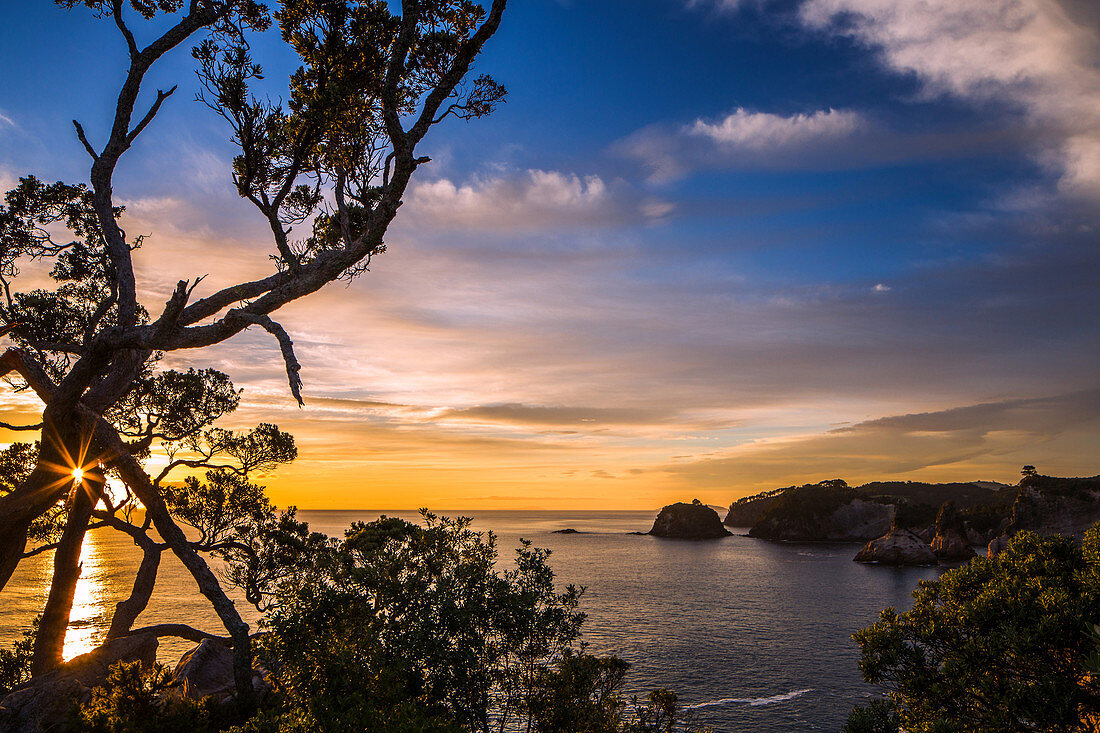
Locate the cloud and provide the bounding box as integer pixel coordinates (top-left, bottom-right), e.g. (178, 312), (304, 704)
(661, 389), (1100, 493)
(437, 403), (671, 427)
(0, 111), (14, 129)
(690, 108), (864, 149)
(621, 108), (867, 180)
(404, 168), (673, 231)
(799, 0), (1100, 199)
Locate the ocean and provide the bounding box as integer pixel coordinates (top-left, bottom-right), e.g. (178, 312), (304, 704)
(0, 510), (942, 731)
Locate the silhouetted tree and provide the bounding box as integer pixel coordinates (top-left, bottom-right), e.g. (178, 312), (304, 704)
(0, 0), (508, 702)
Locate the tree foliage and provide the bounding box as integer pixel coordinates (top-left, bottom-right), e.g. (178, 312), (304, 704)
(853, 527), (1100, 731)
(230, 513), (708, 733)
(0, 0), (510, 692)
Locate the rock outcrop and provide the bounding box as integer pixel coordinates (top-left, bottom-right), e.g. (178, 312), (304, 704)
(649, 500), (731, 539)
(931, 501), (976, 562)
(985, 474), (1100, 554)
(748, 481), (895, 542)
(170, 639), (236, 701)
(0, 633), (158, 733)
(854, 527), (938, 566)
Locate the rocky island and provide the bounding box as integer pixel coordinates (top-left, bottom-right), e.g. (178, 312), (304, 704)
(649, 499), (731, 539)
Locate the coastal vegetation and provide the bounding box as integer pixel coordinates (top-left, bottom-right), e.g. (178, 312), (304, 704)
(3, 512), (711, 732)
(845, 525), (1100, 732)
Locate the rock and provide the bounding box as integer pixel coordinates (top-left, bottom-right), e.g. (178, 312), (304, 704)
(0, 633), (157, 733)
(724, 490), (785, 527)
(1005, 483), (1100, 540)
(987, 533), (1011, 557)
(551, 528), (581, 534)
(169, 639), (269, 702)
(170, 639), (235, 701)
(931, 501), (976, 562)
(649, 500), (731, 539)
(854, 527), (938, 566)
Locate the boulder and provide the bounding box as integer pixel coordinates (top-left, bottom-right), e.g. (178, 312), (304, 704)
(931, 501), (976, 562)
(987, 533), (1012, 557)
(649, 500), (731, 539)
(170, 639), (235, 700)
(854, 527), (938, 566)
(169, 639), (269, 702)
(0, 633), (157, 733)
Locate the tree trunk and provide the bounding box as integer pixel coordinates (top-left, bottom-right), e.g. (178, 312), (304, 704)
(107, 543), (162, 639)
(101, 426), (255, 709)
(30, 465), (106, 676)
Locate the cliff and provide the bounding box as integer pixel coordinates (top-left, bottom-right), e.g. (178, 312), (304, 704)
(747, 481), (895, 542)
(987, 474), (1100, 554)
(730, 478), (1014, 543)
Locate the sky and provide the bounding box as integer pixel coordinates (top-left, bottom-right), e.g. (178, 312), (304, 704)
(0, 0), (1098, 510)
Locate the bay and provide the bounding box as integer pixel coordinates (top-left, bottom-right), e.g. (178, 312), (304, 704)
(0, 509), (941, 731)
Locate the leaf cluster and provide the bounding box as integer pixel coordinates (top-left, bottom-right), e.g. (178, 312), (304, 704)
(853, 527), (1100, 731)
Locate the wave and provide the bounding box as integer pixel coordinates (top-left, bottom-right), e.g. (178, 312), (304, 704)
(686, 688), (813, 709)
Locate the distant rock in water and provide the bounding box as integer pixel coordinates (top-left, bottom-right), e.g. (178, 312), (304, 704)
(854, 527), (937, 566)
(551, 528), (581, 534)
(649, 499), (731, 539)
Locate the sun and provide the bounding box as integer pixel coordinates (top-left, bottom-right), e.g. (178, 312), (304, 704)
(71, 467), (84, 482)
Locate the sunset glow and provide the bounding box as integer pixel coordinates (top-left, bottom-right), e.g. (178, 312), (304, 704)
(0, 1), (1097, 510)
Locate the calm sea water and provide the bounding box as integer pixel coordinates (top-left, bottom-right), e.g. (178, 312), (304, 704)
(0, 510), (942, 731)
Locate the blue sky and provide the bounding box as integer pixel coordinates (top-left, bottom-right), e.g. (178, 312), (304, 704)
(0, 0), (1097, 508)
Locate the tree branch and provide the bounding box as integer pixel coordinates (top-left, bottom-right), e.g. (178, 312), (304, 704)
(125, 624), (230, 645)
(72, 120), (99, 161)
(226, 311), (304, 406)
(126, 85), (177, 146)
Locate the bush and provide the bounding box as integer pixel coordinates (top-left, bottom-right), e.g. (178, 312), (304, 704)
(842, 699), (899, 733)
(238, 512), (709, 732)
(73, 661), (220, 733)
(851, 527), (1100, 732)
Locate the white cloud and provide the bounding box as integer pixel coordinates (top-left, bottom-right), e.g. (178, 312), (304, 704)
(690, 108), (864, 149)
(404, 169), (672, 231)
(0, 111), (14, 129)
(800, 0), (1100, 199)
(872, 283), (891, 292)
(620, 107), (868, 181)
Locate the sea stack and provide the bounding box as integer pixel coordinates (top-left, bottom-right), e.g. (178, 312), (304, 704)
(649, 499), (732, 539)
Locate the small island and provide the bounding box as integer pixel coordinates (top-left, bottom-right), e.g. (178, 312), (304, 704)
(649, 499), (732, 539)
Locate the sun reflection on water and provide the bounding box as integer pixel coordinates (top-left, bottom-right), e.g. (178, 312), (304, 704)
(61, 529), (111, 661)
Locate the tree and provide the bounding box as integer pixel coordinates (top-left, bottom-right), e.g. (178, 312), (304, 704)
(0, 0), (508, 703)
(213, 513), (708, 732)
(852, 527), (1100, 731)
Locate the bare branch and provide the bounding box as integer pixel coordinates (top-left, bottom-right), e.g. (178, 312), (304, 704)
(72, 120), (99, 161)
(111, 0), (139, 60)
(126, 85), (178, 146)
(125, 624), (230, 645)
(227, 311), (304, 406)
(0, 421), (44, 432)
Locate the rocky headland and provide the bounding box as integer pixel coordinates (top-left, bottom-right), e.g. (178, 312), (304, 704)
(649, 499), (731, 539)
(723, 471), (1100, 566)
